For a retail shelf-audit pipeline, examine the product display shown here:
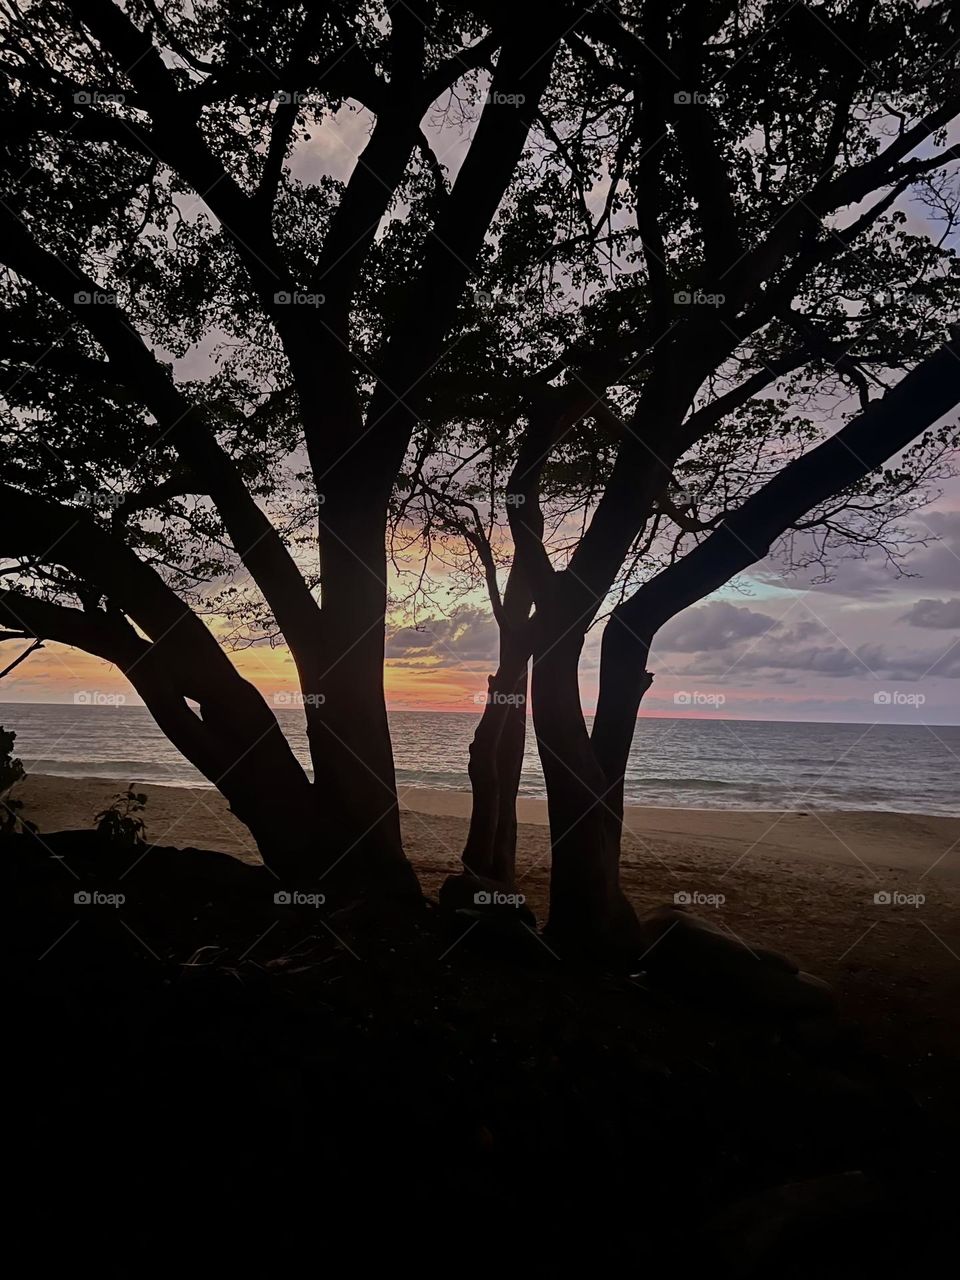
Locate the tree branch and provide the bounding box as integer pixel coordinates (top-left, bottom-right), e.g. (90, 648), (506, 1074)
(0, 209), (322, 657)
(620, 331), (960, 634)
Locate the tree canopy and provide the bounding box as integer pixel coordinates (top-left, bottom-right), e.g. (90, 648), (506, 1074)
(1, 1), (959, 938)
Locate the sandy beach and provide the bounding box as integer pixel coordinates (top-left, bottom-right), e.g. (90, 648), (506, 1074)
(13, 772), (960, 880)
(9, 774), (960, 1161)
(12, 775), (960, 1017)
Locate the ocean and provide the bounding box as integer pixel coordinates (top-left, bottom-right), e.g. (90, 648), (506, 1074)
(2, 702), (958, 816)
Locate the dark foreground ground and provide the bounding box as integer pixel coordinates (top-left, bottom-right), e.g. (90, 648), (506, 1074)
(4, 830), (957, 1277)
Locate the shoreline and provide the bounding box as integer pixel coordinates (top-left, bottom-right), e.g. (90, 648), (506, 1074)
(11, 769), (960, 823)
(10, 773), (960, 883)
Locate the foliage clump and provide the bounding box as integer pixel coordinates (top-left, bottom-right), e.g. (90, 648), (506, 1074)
(94, 786), (148, 849)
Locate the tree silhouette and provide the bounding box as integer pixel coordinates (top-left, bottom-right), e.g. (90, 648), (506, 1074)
(1, 1), (959, 944)
(393, 2), (960, 945)
(0, 0), (574, 897)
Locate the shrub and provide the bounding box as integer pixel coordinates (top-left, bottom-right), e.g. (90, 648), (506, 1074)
(94, 786), (148, 849)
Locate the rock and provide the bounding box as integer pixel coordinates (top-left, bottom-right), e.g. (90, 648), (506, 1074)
(635, 906), (834, 1018)
(703, 1171), (880, 1277)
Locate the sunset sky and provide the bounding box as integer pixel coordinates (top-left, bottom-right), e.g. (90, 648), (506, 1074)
(3, 102), (959, 727)
(3, 498), (959, 724)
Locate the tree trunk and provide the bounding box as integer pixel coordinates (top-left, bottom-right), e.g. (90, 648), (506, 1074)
(532, 620), (640, 951)
(309, 491), (421, 904)
(490, 661), (527, 885)
(127, 661), (322, 882)
(590, 615), (656, 878)
(461, 648), (528, 885)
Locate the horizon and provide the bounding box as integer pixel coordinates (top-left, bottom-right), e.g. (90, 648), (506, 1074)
(5, 529), (959, 724)
(2, 697), (957, 730)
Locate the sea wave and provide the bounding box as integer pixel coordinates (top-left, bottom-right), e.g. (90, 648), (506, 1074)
(5, 704), (960, 817)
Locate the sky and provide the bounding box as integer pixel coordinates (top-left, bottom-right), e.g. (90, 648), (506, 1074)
(3, 503), (960, 724)
(3, 63), (959, 725)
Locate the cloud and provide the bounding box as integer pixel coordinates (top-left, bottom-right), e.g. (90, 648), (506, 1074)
(900, 597), (960, 629)
(652, 599), (960, 685)
(756, 506), (960, 601)
(906, 510), (960, 591)
(655, 601), (779, 652)
(386, 607), (498, 668)
(674, 637), (960, 681)
(654, 601), (826, 656)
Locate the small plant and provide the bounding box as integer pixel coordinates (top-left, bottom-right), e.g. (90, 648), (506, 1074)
(94, 785), (148, 848)
(0, 726), (35, 837)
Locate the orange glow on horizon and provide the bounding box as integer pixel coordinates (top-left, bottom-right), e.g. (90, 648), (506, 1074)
(0, 636), (499, 712)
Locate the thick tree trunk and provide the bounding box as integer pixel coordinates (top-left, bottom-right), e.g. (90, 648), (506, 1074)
(532, 621), (640, 950)
(309, 491), (421, 903)
(127, 662), (322, 881)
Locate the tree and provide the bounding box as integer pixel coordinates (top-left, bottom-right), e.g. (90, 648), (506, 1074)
(395, 1), (960, 947)
(0, 0), (576, 897)
(2, 1), (959, 950)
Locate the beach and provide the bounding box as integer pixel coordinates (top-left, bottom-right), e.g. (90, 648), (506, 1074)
(10, 774), (958, 1266)
(12, 773), (960, 1082)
